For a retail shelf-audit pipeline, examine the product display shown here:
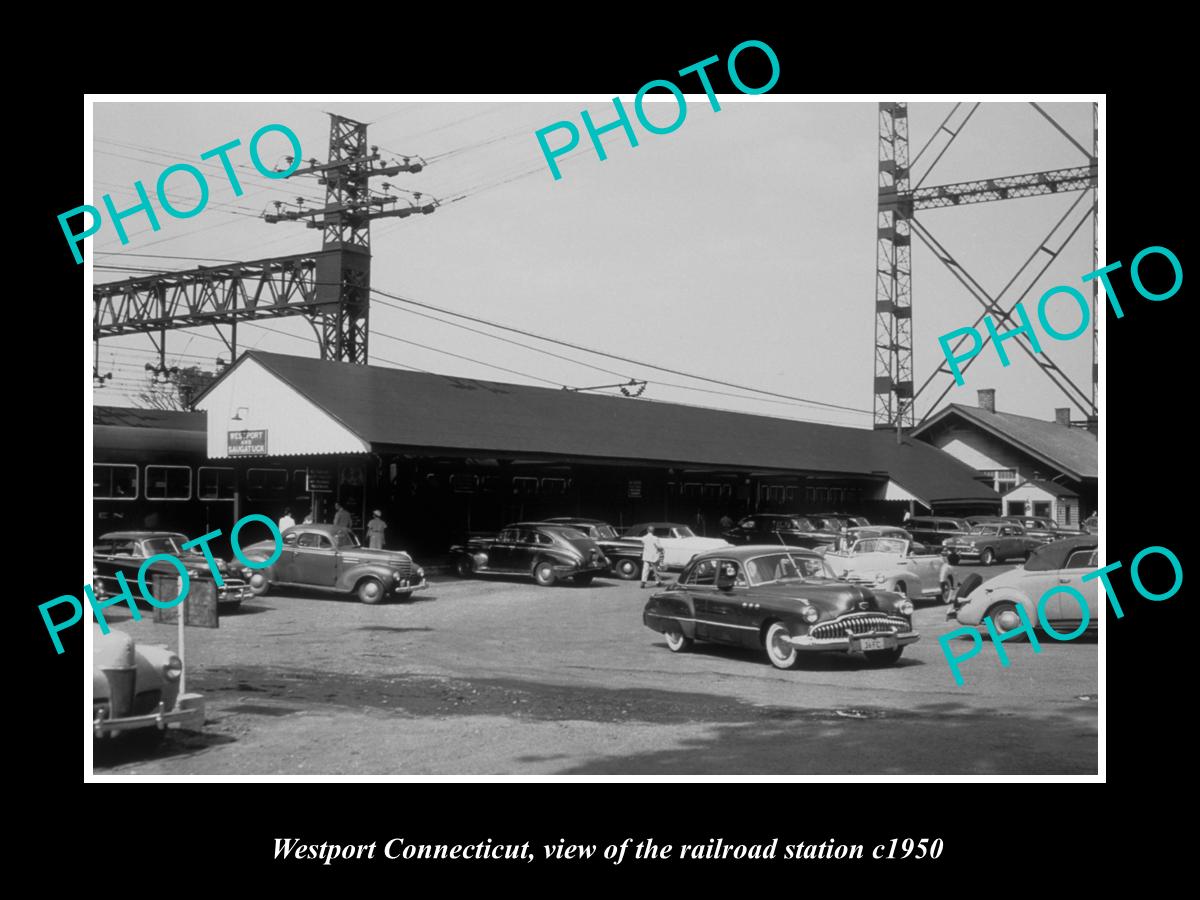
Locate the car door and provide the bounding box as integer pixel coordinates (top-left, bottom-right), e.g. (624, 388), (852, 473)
(513, 528), (544, 572)
(487, 528), (519, 571)
(294, 532), (338, 586)
(1043, 548), (1098, 626)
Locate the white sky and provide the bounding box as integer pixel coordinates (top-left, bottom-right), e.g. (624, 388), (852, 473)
(90, 98), (1096, 428)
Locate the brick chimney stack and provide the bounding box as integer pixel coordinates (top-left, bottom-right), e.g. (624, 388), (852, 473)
(1054, 408), (1071, 426)
(977, 389), (996, 413)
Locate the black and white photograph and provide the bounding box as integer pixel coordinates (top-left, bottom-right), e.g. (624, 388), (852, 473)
(74, 90), (1111, 780)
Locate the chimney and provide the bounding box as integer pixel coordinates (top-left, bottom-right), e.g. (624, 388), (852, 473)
(977, 389), (995, 413)
(1054, 408), (1071, 426)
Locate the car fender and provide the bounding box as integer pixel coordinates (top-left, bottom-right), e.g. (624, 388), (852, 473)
(644, 592), (697, 639)
(338, 562), (396, 593)
(939, 561), (956, 586)
(960, 585), (1033, 625)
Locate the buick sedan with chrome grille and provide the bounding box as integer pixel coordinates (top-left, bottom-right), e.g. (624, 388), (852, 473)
(642, 545), (919, 669)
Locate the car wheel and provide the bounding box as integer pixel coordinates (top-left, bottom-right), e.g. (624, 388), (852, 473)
(664, 626), (693, 653)
(573, 573), (596, 586)
(454, 556), (474, 578)
(763, 621), (800, 670)
(615, 558), (640, 580)
(356, 577), (386, 604)
(981, 548), (996, 566)
(248, 572), (270, 596)
(985, 601), (1028, 641)
(895, 580), (909, 600)
(940, 580), (954, 604)
(864, 647), (904, 666)
(533, 560), (557, 587)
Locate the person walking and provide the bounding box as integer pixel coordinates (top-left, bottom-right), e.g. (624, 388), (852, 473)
(366, 509), (387, 549)
(278, 507), (296, 532)
(333, 502), (352, 530)
(640, 527), (664, 589)
(719, 512), (734, 532)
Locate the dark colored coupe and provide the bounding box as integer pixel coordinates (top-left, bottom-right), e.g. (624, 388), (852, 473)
(1001, 516), (1086, 544)
(942, 523), (1042, 565)
(451, 522), (609, 586)
(721, 514), (839, 550)
(643, 545), (918, 669)
(93, 531), (251, 613)
(543, 517), (643, 579)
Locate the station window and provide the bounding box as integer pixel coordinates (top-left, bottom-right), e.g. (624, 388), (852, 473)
(683, 482), (702, 499)
(94, 464), (137, 500)
(540, 477), (568, 496)
(785, 486), (797, 503)
(145, 465), (191, 500)
(760, 485), (785, 504)
(512, 476), (539, 496)
(480, 475), (504, 493)
(198, 467), (236, 501)
(246, 467), (288, 500)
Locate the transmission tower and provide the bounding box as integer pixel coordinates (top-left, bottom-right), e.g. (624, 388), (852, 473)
(872, 102), (1099, 431)
(93, 113), (436, 380)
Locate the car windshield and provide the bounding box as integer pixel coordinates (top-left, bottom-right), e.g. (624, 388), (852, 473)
(855, 538), (906, 555)
(673, 526), (696, 538)
(142, 537), (184, 555)
(593, 525), (619, 540)
(335, 531), (359, 548)
(543, 526), (588, 541)
(970, 525), (1000, 535)
(743, 553), (834, 585)
(789, 518), (815, 532)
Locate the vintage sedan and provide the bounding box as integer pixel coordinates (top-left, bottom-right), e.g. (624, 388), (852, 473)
(1002, 516), (1086, 544)
(942, 523), (1042, 565)
(720, 514), (838, 551)
(239, 524), (427, 604)
(451, 522), (609, 586)
(949, 536), (1098, 637)
(621, 522), (731, 569)
(823, 535), (956, 603)
(643, 545), (918, 669)
(93, 531), (251, 613)
(543, 517), (643, 580)
(93, 624), (205, 739)
(904, 516), (971, 550)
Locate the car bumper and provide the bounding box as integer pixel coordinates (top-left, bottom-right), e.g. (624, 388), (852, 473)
(782, 629), (921, 652)
(943, 548), (981, 559)
(216, 580), (251, 606)
(392, 577), (428, 594)
(552, 563), (609, 577)
(93, 693), (205, 738)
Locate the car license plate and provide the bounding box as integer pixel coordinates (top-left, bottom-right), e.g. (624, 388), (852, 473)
(858, 636), (895, 652)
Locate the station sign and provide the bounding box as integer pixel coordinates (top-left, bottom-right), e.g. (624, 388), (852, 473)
(306, 468), (334, 493)
(227, 429), (267, 456)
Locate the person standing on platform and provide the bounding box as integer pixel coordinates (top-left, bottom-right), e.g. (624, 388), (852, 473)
(278, 507), (296, 532)
(640, 528), (664, 589)
(367, 510), (387, 549)
(333, 502), (352, 530)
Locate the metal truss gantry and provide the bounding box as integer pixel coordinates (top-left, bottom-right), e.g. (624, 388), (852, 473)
(872, 102), (1099, 430)
(93, 113), (435, 378)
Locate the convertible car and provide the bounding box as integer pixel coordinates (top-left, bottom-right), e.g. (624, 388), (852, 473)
(239, 524), (427, 604)
(621, 522), (731, 569)
(93, 531), (251, 613)
(942, 523), (1042, 565)
(949, 536), (1099, 637)
(643, 545), (918, 669)
(451, 522), (609, 586)
(93, 625), (205, 739)
(823, 535), (956, 603)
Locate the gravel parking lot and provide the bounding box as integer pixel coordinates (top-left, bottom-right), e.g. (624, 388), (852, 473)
(94, 562), (1097, 775)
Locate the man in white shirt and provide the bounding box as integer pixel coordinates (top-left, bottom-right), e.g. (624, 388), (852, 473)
(640, 528), (664, 589)
(278, 507), (296, 532)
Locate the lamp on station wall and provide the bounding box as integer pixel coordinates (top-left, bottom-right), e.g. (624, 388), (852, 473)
(231, 406), (249, 421)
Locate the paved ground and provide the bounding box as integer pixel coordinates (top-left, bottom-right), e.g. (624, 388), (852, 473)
(93, 563), (1097, 775)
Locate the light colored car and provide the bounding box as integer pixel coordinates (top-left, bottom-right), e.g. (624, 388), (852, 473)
(949, 536), (1099, 636)
(621, 522), (732, 569)
(823, 536), (956, 604)
(93, 625), (205, 739)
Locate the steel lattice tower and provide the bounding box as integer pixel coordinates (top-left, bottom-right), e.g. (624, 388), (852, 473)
(874, 103), (914, 429)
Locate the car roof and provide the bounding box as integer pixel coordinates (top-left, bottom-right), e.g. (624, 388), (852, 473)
(543, 517), (607, 525)
(625, 522), (689, 529)
(284, 524), (351, 535)
(689, 544), (822, 562)
(98, 531), (186, 541)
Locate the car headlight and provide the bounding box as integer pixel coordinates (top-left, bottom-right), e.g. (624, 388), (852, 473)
(216, 559), (228, 573)
(801, 606), (820, 624)
(242, 568), (252, 578)
(393, 570), (402, 580)
(164, 655), (183, 681)
(874, 572), (886, 584)
(896, 600), (914, 616)
(416, 567), (425, 579)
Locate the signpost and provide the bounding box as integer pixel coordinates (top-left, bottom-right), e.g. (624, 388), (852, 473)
(227, 429), (268, 456)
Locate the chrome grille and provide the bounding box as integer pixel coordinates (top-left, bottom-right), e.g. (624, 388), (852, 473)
(392, 559), (413, 578)
(810, 612), (911, 640)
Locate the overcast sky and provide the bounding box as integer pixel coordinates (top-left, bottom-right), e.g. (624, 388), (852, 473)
(90, 98), (1096, 428)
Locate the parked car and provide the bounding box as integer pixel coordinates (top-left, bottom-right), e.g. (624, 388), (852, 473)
(643, 545), (918, 669)
(543, 517), (643, 580)
(828, 525), (912, 553)
(621, 522), (731, 569)
(941, 523), (1042, 565)
(904, 516), (971, 549)
(949, 536), (1099, 636)
(1002, 516), (1086, 543)
(93, 531), (251, 613)
(720, 514), (838, 551)
(823, 535), (956, 603)
(93, 624), (205, 739)
(452, 522), (609, 586)
(1082, 513), (1098, 534)
(239, 524), (427, 603)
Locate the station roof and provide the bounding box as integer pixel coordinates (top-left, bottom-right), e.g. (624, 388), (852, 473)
(195, 351), (999, 505)
(913, 403), (1097, 481)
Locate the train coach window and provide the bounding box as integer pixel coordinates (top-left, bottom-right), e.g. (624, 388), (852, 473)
(540, 477), (568, 495)
(512, 477), (539, 496)
(246, 467), (288, 500)
(94, 464), (137, 500)
(198, 467), (236, 501)
(145, 465), (191, 500)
